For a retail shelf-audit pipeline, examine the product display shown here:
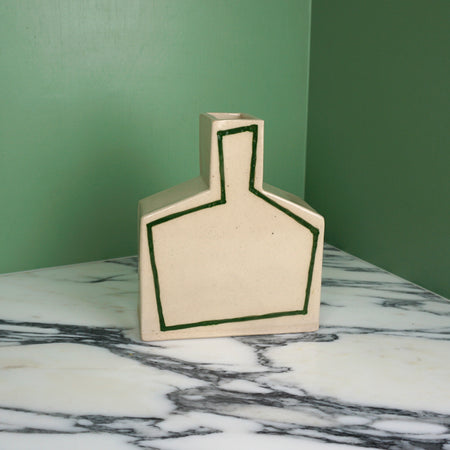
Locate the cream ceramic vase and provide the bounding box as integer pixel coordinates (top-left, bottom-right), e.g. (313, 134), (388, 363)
(138, 113), (324, 341)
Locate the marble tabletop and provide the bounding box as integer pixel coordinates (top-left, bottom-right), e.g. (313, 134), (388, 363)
(0, 244), (449, 449)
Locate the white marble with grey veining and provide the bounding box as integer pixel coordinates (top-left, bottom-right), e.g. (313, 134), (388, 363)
(0, 244), (449, 449)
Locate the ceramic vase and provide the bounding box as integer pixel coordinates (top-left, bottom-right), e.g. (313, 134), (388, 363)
(138, 113), (324, 341)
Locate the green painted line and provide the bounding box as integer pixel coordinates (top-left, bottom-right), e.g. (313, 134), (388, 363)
(146, 124), (319, 331)
(156, 308), (307, 331)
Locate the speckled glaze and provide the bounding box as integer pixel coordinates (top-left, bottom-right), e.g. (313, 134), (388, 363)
(138, 113), (324, 341)
(0, 244), (449, 449)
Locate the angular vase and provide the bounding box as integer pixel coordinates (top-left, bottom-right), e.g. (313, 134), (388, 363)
(138, 113), (324, 341)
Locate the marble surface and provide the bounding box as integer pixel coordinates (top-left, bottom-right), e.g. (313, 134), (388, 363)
(0, 244), (449, 449)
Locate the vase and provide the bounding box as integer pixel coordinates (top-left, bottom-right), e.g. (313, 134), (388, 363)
(138, 113), (324, 341)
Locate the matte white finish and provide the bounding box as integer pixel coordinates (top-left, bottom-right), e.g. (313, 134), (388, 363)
(138, 113), (324, 341)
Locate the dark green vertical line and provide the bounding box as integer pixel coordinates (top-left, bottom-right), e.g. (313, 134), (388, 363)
(303, 229), (318, 312)
(217, 134), (226, 203)
(249, 125), (258, 190)
(148, 226), (166, 330)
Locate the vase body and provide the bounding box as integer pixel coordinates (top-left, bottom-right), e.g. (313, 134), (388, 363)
(138, 113), (324, 341)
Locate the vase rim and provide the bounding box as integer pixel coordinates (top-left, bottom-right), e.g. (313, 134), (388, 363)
(206, 112), (261, 121)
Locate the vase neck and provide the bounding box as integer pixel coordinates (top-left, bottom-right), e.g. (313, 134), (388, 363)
(199, 113), (264, 199)
(220, 128), (257, 202)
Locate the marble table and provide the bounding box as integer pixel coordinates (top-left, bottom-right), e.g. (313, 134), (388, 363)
(0, 244), (449, 449)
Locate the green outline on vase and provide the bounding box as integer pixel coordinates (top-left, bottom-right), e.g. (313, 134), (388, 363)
(147, 125), (319, 331)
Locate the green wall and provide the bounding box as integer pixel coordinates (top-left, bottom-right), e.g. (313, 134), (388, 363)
(306, 0), (449, 297)
(0, 0), (311, 273)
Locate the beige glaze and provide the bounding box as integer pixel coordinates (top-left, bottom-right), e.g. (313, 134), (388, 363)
(138, 113), (324, 341)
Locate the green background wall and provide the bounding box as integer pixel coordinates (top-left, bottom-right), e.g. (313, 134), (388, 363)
(1, 0), (448, 298)
(0, 0), (311, 273)
(306, 0), (449, 297)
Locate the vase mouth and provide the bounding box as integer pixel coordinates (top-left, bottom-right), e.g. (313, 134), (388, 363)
(207, 112), (259, 121)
